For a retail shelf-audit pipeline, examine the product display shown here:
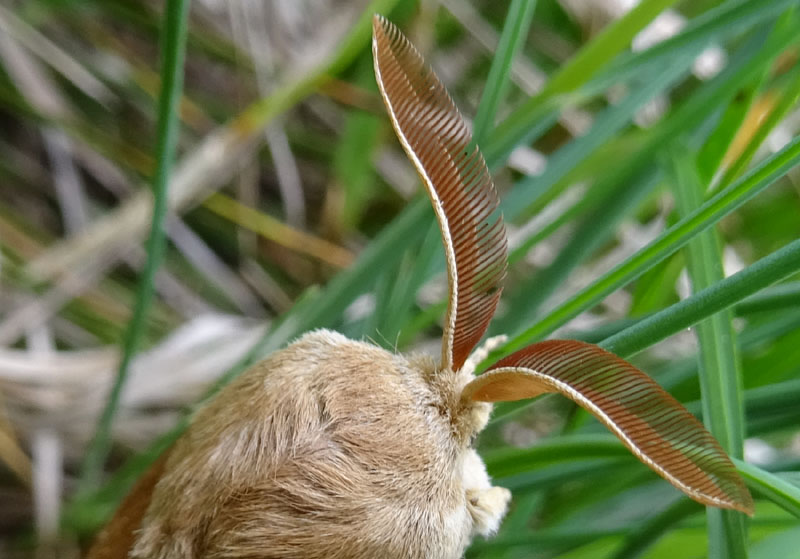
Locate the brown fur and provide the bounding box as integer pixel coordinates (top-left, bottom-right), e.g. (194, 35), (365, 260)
(88, 453), (169, 559)
(96, 330), (508, 559)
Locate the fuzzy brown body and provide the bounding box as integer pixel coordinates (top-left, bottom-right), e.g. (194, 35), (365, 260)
(89, 330), (508, 559)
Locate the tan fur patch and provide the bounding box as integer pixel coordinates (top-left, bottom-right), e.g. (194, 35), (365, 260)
(107, 331), (506, 559)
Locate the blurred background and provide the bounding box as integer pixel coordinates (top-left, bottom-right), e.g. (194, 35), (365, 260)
(0, 0), (799, 557)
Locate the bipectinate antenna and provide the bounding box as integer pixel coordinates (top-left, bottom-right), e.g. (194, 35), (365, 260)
(373, 15), (507, 373)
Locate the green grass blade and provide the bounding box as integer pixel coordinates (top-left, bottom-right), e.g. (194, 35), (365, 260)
(718, 62), (800, 188)
(65, 423), (182, 534)
(498, 169), (660, 332)
(478, 439), (800, 556)
(696, 77), (764, 185)
(735, 459), (800, 518)
(77, 0), (191, 494)
(611, 499), (702, 559)
(263, 198), (430, 352)
(482, 434), (629, 478)
(492, 492), (544, 559)
(595, 0), (798, 90)
(468, 527), (626, 555)
(601, 238), (800, 358)
(499, 52), (693, 221)
(499, 8), (794, 231)
(471, 0), (537, 146)
(485, 0), (681, 162)
(332, 55), (382, 232)
(496, 459), (632, 493)
(484, 0), (799, 169)
(671, 149), (746, 454)
(484, 435), (800, 520)
(671, 147), (748, 559)
(736, 281), (800, 314)
(491, 133), (800, 359)
(751, 527), (800, 559)
(684, 379), (800, 424)
(370, 223), (441, 344)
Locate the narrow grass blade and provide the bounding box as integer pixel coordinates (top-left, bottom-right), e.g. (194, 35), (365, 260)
(482, 434), (630, 479)
(258, 198), (431, 358)
(367, 223), (441, 344)
(332, 54), (382, 233)
(498, 169), (660, 332)
(718, 62), (800, 188)
(503, 12), (795, 224)
(602, 238), (800, 358)
(611, 498), (702, 559)
(26, 0), (402, 284)
(468, 527), (627, 555)
(551, 224), (790, 365)
(485, 0), (681, 162)
(735, 459), (800, 518)
(202, 192), (354, 268)
(483, 0), (797, 170)
(78, 0), (191, 493)
(671, 149), (747, 454)
(736, 282), (800, 314)
(471, 0), (537, 146)
(594, 0), (798, 91)
(491, 491), (543, 559)
(485, 435), (800, 519)
(696, 77), (764, 185)
(499, 50), (693, 221)
(671, 147), (748, 558)
(493, 133), (800, 359)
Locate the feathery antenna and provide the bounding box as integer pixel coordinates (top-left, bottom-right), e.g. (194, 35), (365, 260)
(372, 15), (507, 372)
(463, 340), (754, 514)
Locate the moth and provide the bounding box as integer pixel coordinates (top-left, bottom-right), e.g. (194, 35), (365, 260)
(87, 15), (753, 559)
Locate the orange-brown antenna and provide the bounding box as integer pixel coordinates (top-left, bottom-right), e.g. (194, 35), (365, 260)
(462, 340), (754, 514)
(373, 15), (507, 372)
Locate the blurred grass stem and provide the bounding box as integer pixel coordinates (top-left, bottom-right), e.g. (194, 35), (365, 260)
(78, 0), (191, 492)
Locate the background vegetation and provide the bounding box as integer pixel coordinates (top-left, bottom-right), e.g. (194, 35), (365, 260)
(0, 0), (798, 557)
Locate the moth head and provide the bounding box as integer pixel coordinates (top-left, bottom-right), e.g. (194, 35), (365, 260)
(373, 15), (753, 515)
